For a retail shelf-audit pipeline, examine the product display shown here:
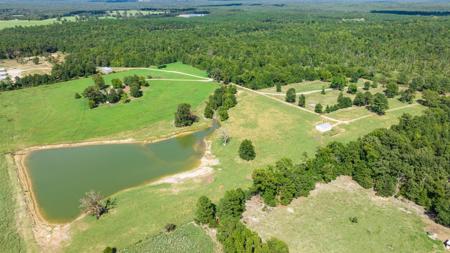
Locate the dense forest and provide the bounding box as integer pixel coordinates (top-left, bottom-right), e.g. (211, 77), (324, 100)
(0, 10), (449, 91)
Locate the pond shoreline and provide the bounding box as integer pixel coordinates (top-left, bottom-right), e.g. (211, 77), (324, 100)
(11, 126), (219, 251)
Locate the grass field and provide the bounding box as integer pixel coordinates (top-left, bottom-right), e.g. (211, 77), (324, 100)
(123, 223), (215, 253)
(0, 63), (437, 252)
(243, 177), (445, 253)
(0, 17), (76, 30)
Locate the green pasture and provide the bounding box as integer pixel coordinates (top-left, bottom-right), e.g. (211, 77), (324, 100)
(0, 63), (434, 253)
(244, 178), (444, 253)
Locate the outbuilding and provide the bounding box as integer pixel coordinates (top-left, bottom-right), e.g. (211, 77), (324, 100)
(100, 67), (113, 74)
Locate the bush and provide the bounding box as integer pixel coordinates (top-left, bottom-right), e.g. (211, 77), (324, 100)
(204, 103), (214, 119)
(349, 216), (359, 223)
(298, 94), (306, 107)
(239, 139), (256, 161)
(103, 247), (117, 253)
(74, 93), (81, 99)
(267, 238), (289, 253)
(164, 223), (177, 232)
(276, 83), (281, 92)
(363, 81), (371, 90)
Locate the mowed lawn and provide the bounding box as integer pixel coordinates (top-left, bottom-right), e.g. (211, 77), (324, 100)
(243, 177), (445, 253)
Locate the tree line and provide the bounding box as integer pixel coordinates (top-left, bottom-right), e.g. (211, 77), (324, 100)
(0, 10), (448, 91)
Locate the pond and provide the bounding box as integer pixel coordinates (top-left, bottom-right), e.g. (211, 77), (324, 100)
(25, 123), (217, 223)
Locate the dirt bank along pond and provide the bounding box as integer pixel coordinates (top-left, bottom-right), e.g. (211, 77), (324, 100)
(23, 123), (218, 223)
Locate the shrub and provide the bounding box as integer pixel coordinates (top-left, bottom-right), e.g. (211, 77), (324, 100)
(103, 247), (117, 253)
(276, 83), (281, 92)
(239, 139), (256, 161)
(74, 93), (81, 99)
(217, 188), (246, 220)
(267, 238), (289, 253)
(349, 216), (359, 223)
(285, 88), (296, 103)
(164, 223), (177, 232)
(298, 94), (306, 107)
(363, 81), (371, 90)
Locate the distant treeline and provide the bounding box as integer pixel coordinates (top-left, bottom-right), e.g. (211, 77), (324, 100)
(0, 10), (449, 92)
(371, 10), (450, 16)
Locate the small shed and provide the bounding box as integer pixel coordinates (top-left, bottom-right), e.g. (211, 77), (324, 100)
(315, 123), (333, 133)
(100, 67), (113, 74)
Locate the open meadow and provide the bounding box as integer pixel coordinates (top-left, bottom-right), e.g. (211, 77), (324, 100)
(0, 63), (440, 253)
(243, 177), (446, 253)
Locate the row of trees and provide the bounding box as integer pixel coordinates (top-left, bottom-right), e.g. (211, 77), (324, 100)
(0, 56), (96, 91)
(250, 96), (450, 226)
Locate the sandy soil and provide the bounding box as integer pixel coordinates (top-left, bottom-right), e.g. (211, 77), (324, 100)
(11, 129), (219, 252)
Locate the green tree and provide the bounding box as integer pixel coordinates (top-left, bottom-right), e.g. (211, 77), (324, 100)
(174, 103), (196, 127)
(298, 94), (306, 107)
(330, 75), (347, 90)
(217, 188), (246, 220)
(363, 81), (371, 90)
(195, 196), (217, 226)
(347, 83), (357, 94)
(353, 92), (366, 106)
(384, 82), (399, 98)
(107, 89), (120, 103)
(93, 74), (107, 90)
(337, 93), (352, 108)
(315, 103), (323, 113)
(218, 106), (229, 121)
(129, 84), (142, 98)
(239, 139), (256, 161)
(285, 88), (296, 103)
(321, 86), (326, 95)
(276, 83), (281, 92)
(398, 89), (415, 104)
(422, 90), (440, 107)
(204, 103), (214, 119)
(369, 93), (389, 115)
(111, 78), (123, 89)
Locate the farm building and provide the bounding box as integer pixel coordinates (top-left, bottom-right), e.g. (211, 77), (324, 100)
(0, 68), (7, 81)
(100, 67), (113, 74)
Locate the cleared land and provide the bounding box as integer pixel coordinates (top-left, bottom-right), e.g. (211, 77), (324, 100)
(0, 64), (436, 253)
(243, 177), (446, 253)
(0, 17), (76, 30)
